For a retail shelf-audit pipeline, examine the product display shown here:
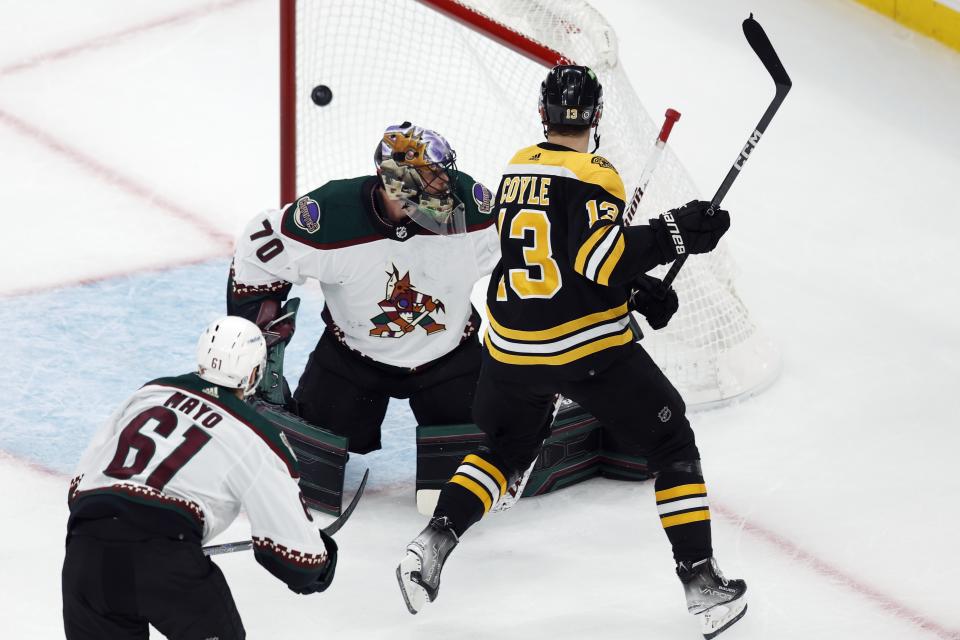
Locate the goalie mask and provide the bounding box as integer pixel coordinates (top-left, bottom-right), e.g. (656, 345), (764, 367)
(196, 316), (267, 397)
(374, 122), (466, 236)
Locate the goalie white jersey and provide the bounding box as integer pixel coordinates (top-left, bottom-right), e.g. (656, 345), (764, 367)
(230, 175), (499, 369)
(69, 372), (329, 577)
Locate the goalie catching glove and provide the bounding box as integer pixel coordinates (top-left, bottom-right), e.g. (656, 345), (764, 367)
(628, 274), (678, 330)
(254, 298), (297, 348)
(649, 200), (730, 261)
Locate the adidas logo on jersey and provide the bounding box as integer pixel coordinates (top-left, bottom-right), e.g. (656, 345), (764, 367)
(202, 386), (220, 398)
(528, 152), (541, 161)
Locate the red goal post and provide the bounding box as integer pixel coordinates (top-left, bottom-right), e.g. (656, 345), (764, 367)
(278, 0), (780, 407)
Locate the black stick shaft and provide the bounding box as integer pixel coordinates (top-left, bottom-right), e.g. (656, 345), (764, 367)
(661, 15), (791, 289)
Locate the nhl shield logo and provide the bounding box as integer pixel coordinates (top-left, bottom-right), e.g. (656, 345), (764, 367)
(658, 406), (672, 423)
(395, 226), (408, 239)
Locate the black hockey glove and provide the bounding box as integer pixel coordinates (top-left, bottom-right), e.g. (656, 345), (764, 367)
(628, 274), (679, 330)
(649, 200), (730, 261)
(290, 530), (338, 595)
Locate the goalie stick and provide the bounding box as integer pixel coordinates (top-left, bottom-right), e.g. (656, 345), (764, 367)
(661, 13), (792, 289)
(202, 468), (369, 556)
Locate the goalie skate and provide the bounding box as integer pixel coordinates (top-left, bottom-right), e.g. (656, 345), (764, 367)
(396, 517), (458, 614)
(677, 557), (748, 639)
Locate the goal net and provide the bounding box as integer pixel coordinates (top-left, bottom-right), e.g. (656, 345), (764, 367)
(280, 0), (780, 407)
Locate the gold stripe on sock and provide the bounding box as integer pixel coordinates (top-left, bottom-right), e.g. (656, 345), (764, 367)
(463, 454), (507, 496)
(655, 483), (707, 503)
(449, 474), (493, 513)
(660, 509), (711, 528)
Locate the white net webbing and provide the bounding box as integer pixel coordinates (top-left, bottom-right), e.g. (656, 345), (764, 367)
(291, 0), (779, 406)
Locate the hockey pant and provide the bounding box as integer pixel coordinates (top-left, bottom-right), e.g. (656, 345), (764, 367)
(294, 329), (481, 454)
(62, 521), (245, 640)
(433, 343), (713, 562)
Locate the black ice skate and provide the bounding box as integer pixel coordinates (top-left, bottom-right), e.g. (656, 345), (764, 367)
(677, 557), (748, 639)
(396, 517), (459, 614)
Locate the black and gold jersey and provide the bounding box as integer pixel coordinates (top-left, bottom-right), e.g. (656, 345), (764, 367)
(483, 142), (668, 381)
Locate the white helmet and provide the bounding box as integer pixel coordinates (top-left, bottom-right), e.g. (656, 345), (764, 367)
(196, 316), (267, 397)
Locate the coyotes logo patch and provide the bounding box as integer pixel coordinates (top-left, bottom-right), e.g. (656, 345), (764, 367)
(369, 265), (446, 338)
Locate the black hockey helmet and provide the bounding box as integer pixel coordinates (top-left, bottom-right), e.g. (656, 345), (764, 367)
(539, 65), (603, 128)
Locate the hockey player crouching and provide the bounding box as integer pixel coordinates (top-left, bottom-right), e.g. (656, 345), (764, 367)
(397, 66), (748, 639)
(62, 317), (337, 640)
(228, 123), (499, 457)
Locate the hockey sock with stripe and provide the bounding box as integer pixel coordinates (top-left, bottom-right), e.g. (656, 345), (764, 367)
(654, 461), (713, 562)
(433, 451), (509, 537)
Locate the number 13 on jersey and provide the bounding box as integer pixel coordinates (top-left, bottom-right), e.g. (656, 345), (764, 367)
(496, 208), (562, 300)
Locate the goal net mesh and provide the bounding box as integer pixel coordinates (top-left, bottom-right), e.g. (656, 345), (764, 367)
(287, 0), (779, 407)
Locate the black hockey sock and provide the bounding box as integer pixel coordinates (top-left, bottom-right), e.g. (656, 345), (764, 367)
(433, 451), (509, 537)
(654, 461), (713, 562)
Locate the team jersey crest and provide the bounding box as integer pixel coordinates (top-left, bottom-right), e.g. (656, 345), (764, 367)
(591, 156), (617, 172)
(294, 196), (321, 233)
(472, 182), (494, 214)
(369, 265), (446, 338)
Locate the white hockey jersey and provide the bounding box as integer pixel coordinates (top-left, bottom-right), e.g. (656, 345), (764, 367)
(230, 175), (499, 369)
(69, 373), (329, 585)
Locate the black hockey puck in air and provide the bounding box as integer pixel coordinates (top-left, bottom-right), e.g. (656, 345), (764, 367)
(311, 85), (333, 106)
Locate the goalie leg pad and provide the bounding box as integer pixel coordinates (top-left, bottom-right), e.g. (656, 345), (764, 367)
(415, 397), (636, 511)
(254, 401), (349, 516)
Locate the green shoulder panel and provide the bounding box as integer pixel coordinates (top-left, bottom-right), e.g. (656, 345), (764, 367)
(280, 176), (382, 249)
(453, 170), (497, 230)
(146, 373), (300, 477)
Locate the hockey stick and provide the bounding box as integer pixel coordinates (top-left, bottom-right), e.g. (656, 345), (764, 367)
(202, 468), (370, 556)
(490, 394), (564, 513)
(661, 14), (792, 289)
(623, 108), (681, 227)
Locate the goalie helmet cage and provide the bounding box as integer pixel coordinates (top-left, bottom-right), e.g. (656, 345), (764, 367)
(278, 0), (780, 408)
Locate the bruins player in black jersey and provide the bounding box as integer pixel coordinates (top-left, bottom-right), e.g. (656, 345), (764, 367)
(397, 66), (748, 639)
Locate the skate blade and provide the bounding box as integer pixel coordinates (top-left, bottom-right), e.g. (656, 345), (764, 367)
(396, 553), (428, 615)
(700, 598), (747, 639)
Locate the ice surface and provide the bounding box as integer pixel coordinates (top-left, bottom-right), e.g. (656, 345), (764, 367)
(1, 0), (958, 638)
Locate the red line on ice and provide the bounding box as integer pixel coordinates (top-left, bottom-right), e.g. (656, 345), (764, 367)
(713, 502), (960, 639)
(0, 108), (234, 250)
(0, 1), (253, 250)
(0, 0), (255, 77)
(0, 253), (229, 299)
(0, 451), (63, 479)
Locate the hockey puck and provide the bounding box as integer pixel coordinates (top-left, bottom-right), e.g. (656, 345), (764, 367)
(311, 85), (333, 106)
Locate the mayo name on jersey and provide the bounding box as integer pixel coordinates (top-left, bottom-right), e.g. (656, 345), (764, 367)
(484, 143), (665, 380)
(70, 373), (326, 572)
(232, 175), (499, 369)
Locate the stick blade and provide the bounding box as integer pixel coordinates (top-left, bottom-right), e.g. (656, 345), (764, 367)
(743, 14), (792, 89)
